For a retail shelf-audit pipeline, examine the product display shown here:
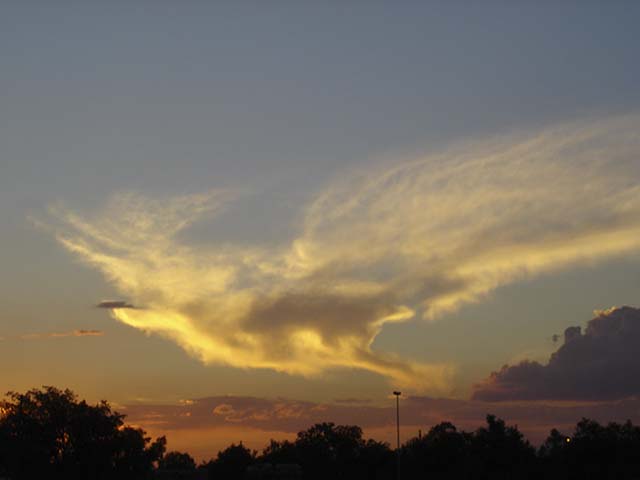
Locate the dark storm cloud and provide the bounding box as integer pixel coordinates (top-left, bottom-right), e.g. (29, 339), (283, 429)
(472, 306), (640, 401)
(96, 300), (137, 309)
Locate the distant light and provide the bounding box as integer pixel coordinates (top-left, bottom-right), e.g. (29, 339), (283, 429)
(565, 437), (571, 443)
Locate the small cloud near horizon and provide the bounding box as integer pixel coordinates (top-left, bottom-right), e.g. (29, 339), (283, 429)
(96, 300), (138, 309)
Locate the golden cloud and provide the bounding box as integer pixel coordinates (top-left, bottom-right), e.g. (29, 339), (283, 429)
(47, 115), (640, 393)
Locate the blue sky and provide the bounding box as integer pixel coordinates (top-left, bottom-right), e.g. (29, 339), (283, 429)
(2, 1), (640, 456)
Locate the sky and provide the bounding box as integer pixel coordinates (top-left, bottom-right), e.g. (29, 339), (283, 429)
(2, 1), (640, 460)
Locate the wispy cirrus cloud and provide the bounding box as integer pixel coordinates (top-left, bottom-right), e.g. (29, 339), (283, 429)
(46, 114), (640, 392)
(0, 329), (104, 341)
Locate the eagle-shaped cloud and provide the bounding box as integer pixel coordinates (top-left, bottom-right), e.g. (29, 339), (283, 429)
(47, 115), (640, 393)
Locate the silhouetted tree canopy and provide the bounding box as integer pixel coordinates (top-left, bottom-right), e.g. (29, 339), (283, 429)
(159, 451), (196, 472)
(539, 418), (640, 480)
(261, 438), (298, 465)
(469, 415), (536, 479)
(205, 442), (256, 480)
(257, 422), (393, 480)
(0, 386), (166, 480)
(401, 421), (471, 478)
(4, 386), (640, 480)
(399, 416), (536, 480)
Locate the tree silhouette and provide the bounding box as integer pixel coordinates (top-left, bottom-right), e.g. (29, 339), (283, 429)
(399, 415), (536, 480)
(295, 423), (363, 479)
(259, 422), (393, 480)
(0, 386), (166, 480)
(357, 438), (395, 480)
(468, 414), (536, 479)
(159, 451), (196, 471)
(261, 439), (298, 465)
(540, 418), (640, 480)
(400, 421), (471, 479)
(4, 386), (640, 480)
(205, 442), (256, 480)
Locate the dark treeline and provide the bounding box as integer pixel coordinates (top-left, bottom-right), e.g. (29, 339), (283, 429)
(2, 387), (640, 480)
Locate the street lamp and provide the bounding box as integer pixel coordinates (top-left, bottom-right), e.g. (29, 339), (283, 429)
(393, 391), (401, 450)
(393, 391), (401, 480)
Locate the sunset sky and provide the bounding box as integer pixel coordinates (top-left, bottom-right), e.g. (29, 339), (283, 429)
(2, 2), (640, 460)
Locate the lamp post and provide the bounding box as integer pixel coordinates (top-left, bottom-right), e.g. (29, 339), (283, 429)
(393, 391), (401, 480)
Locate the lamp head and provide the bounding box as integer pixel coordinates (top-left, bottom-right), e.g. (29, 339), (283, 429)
(393, 391), (401, 396)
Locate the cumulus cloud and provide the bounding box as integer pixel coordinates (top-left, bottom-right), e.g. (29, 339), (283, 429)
(96, 300), (137, 309)
(46, 115), (640, 392)
(473, 306), (640, 401)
